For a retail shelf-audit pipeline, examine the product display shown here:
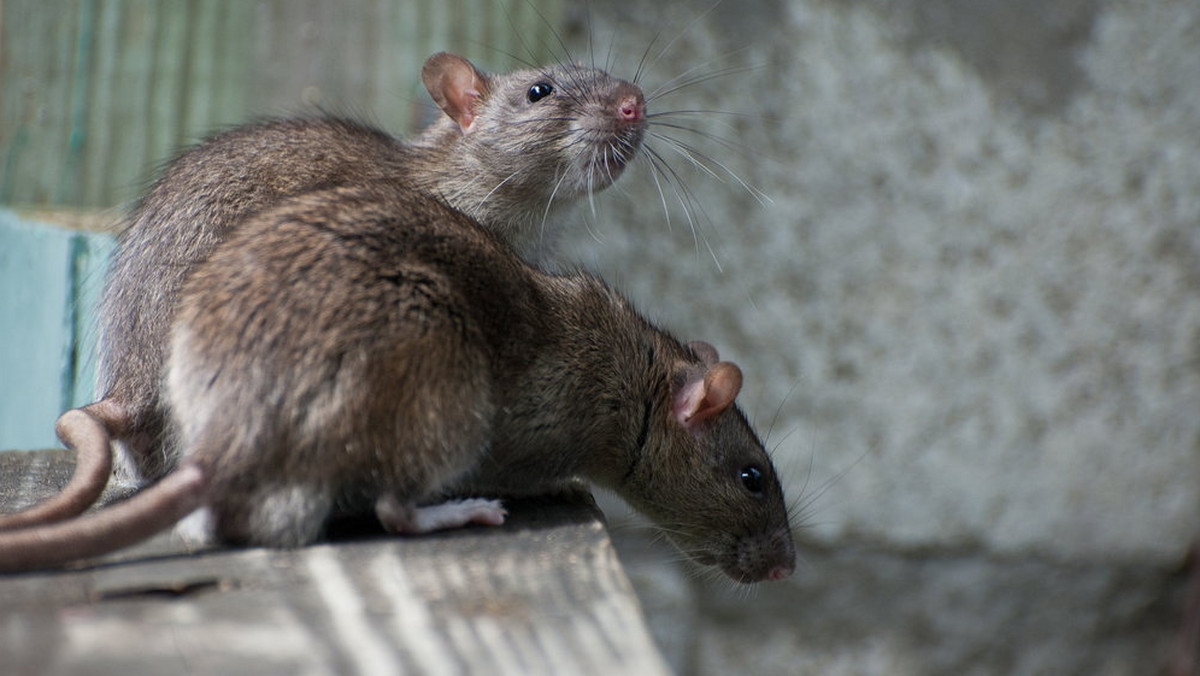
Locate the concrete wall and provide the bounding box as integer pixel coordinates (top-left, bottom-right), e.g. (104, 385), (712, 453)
(557, 0), (1199, 673)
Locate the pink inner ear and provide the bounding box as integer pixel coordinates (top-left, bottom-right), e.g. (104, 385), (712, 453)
(703, 362), (743, 415)
(674, 375), (707, 424)
(422, 52), (488, 133)
(675, 361), (744, 427)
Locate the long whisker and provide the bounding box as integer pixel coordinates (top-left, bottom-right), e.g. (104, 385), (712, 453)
(475, 169), (524, 213)
(641, 145), (707, 266)
(790, 449), (871, 523)
(648, 131), (772, 206)
(633, 29), (662, 85)
(644, 142), (727, 272)
(642, 0), (726, 82)
(645, 150), (675, 233)
(522, 0), (575, 66)
(649, 131), (726, 182)
(540, 169), (573, 245)
(646, 118), (748, 154)
(764, 380), (802, 446)
(646, 61), (762, 103)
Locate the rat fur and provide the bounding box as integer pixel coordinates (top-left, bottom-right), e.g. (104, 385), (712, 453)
(0, 52), (647, 531)
(0, 182), (795, 584)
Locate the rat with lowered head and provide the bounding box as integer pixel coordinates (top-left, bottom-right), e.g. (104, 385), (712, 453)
(0, 51), (647, 531)
(0, 181), (795, 584)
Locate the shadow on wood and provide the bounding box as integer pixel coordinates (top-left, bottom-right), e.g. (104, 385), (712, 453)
(0, 448), (670, 675)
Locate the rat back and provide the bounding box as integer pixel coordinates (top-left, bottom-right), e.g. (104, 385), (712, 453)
(165, 183), (547, 545)
(99, 118), (417, 483)
(100, 54), (646, 486)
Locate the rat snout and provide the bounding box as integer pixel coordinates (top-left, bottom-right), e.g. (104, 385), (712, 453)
(618, 94), (644, 124)
(726, 526), (797, 583)
(613, 81), (646, 125)
(766, 558), (795, 582)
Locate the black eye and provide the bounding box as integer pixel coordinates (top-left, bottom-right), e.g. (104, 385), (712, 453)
(739, 465), (765, 495)
(527, 82), (554, 103)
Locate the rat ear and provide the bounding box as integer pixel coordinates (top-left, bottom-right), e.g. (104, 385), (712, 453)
(422, 52), (489, 134)
(674, 362), (743, 428)
(687, 340), (719, 367)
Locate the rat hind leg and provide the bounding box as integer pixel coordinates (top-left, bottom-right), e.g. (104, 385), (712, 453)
(210, 483), (336, 548)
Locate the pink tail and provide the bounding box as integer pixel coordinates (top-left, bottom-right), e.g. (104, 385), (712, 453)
(0, 401), (124, 531)
(0, 464), (207, 573)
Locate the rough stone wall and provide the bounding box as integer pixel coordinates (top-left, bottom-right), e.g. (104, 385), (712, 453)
(559, 0), (1200, 673)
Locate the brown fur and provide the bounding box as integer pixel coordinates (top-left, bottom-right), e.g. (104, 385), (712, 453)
(63, 53), (644, 504)
(0, 183), (793, 583)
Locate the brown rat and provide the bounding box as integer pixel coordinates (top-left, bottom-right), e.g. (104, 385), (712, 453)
(0, 52), (646, 531)
(0, 181), (795, 584)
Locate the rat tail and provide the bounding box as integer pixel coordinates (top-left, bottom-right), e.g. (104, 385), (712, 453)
(0, 400), (126, 531)
(0, 463), (208, 573)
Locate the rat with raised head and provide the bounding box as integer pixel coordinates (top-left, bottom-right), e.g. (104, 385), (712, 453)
(0, 181), (795, 583)
(0, 51), (647, 531)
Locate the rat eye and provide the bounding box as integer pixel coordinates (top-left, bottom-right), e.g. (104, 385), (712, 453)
(527, 82), (554, 103)
(739, 465), (765, 496)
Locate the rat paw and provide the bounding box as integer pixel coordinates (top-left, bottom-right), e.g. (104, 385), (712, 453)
(376, 495), (506, 534)
(172, 506), (218, 549)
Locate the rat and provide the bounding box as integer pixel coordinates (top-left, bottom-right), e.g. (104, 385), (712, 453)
(0, 181), (795, 584)
(0, 51), (647, 531)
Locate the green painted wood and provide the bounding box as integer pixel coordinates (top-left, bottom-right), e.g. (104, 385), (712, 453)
(0, 210), (113, 451)
(0, 211), (72, 451)
(1, 0), (565, 209)
(66, 222), (116, 408)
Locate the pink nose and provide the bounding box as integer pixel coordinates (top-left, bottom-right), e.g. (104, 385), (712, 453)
(767, 563), (794, 581)
(618, 95), (644, 123)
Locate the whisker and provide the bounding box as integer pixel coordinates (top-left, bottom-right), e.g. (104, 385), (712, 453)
(646, 119), (746, 154)
(641, 0), (726, 84)
(764, 380), (802, 445)
(648, 131), (772, 206)
(475, 169), (524, 213)
(641, 146), (704, 264)
(646, 109), (758, 127)
(649, 132), (726, 182)
(602, 20), (620, 75)
(646, 61), (762, 103)
(539, 169), (573, 245)
(644, 141), (727, 272)
(770, 426), (802, 456)
(633, 28), (663, 85)
(790, 449), (871, 522)
(645, 150), (675, 233)
(587, 146), (600, 220)
(523, 0), (575, 66)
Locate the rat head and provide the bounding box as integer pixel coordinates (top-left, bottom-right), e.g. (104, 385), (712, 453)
(619, 340), (796, 584)
(421, 52), (647, 203)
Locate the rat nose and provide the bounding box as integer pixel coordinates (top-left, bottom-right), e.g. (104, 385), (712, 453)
(617, 95), (645, 123)
(612, 81), (646, 124)
(767, 563), (794, 581)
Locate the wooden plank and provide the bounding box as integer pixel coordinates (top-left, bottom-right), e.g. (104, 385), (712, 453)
(0, 449), (671, 676)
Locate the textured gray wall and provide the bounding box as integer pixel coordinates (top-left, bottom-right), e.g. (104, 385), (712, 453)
(558, 0), (1199, 673)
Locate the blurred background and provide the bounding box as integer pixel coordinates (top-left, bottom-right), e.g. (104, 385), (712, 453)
(2, 1), (1197, 673)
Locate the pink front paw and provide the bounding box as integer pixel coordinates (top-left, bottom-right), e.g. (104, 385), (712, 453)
(376, 495), (506, 534)
(413, 498), (507, 532)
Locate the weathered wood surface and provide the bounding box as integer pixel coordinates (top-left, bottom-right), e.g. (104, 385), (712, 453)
(0, 449), (671, 676)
